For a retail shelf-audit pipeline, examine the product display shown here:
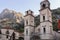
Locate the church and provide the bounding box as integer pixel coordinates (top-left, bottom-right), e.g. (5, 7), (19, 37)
(24, 0), (54, 40)
(0, 0), (56, 40)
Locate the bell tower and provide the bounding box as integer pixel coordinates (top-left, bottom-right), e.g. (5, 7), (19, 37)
(24, 10), (34, 40)
(40, 0), (50, 10)
(39, 0), (54, 40)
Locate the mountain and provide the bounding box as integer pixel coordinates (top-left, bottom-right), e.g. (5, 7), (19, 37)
(0, 8), (14, 19)
(0, 8), (23, 23)
(0, 8), (24, 30)
(52, 8), (60, 19)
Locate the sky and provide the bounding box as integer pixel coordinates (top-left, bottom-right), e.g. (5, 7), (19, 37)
(0, 0), (60, 15)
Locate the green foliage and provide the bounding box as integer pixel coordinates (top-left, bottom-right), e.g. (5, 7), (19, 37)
(52, 21), (58, 31)
(52, 16), (58, 31)
(52, 8), (60, 31)
(34, 15), (40, 27)
(13, 22), (24, 32)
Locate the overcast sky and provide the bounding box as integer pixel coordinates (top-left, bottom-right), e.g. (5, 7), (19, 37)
(0, 0), (60, 15)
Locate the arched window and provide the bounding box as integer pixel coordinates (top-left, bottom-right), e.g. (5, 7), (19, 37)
(26, 29), (28, 35)
(43, 27), (46, 33)
(26, 20), (28, 25)
(42, 4), (46, 8)
(6, 30), (9, 38)
(0, 30), (1, 34)
(0, 30), (1, 38)
(43, 16), (45, 21)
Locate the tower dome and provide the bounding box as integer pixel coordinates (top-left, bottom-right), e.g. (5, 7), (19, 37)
(40, 0), (50, 10)
(25, 10), (33, 15)
(24, 10), (34, 17)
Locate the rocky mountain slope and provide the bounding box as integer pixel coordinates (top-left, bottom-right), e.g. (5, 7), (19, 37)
(0, 8), (23, 23)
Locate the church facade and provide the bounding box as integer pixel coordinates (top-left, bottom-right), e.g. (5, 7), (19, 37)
(24, 0), (54, 40)
(0, 0), (55, 40)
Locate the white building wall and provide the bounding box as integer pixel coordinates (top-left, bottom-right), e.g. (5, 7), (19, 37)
(40, 8), (54, 40)
(0, 29), (20, 40)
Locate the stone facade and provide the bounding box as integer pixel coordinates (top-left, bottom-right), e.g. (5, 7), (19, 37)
(0, 27), (20, 40)
(24, 10), (34, 40)
(0, 0), (55, 40)
(24, 0), (54, 40)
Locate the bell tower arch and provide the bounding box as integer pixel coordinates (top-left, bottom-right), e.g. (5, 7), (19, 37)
(39, 0), (54, 40)
(24, 10), (34, 40)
